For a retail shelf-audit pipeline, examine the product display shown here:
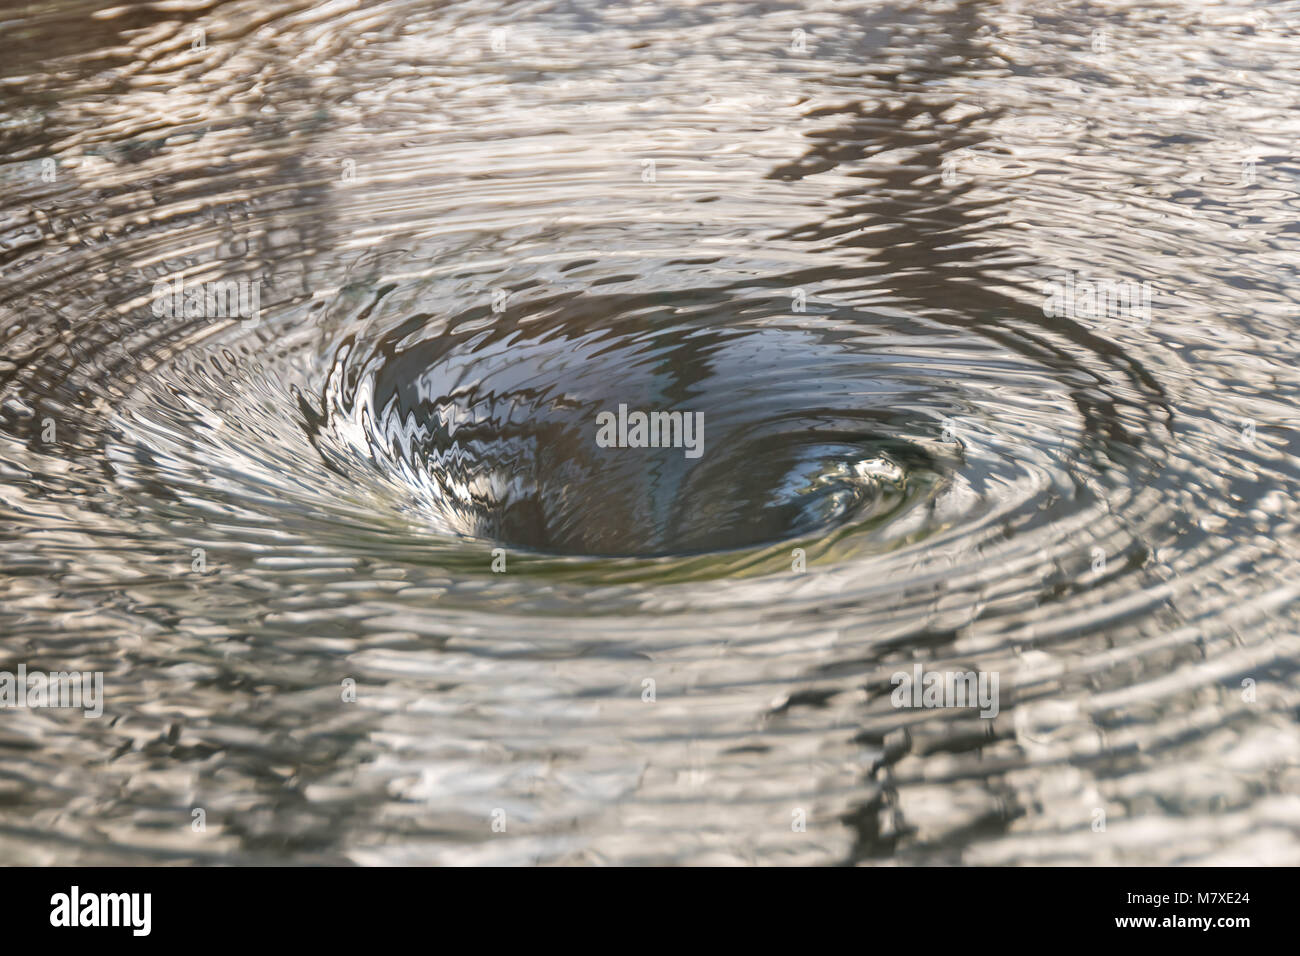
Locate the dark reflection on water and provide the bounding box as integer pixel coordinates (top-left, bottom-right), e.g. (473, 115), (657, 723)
(2, 0), (1300, 864)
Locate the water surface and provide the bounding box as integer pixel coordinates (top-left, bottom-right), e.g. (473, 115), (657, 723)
(2, 0), (1300, 864)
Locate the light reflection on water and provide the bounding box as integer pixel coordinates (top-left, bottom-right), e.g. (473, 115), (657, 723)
(1, 0), (1299, 864)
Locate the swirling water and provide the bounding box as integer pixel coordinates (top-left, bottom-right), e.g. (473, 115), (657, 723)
(2, 0), (1300, 865)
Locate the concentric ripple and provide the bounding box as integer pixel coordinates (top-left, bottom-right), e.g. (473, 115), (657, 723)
(2, 0), (1300, 866)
